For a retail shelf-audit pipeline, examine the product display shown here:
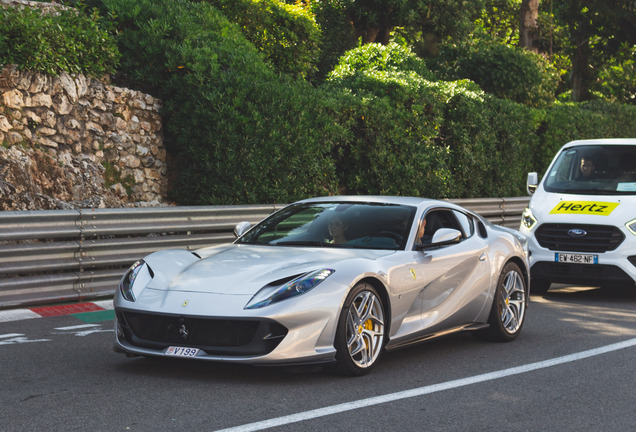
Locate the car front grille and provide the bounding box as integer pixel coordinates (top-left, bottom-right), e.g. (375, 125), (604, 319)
(117, 310), (288, 356)
(535, 223), (624, 252)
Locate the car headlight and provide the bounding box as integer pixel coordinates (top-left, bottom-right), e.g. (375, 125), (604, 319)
(119, 260), (152, 302)
(627, 218), (636, 235)
(245, 268), (335, 309)
(521, 208), (537, 231)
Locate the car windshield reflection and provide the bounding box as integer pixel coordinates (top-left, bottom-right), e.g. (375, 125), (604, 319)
(236, 202), (417, 250)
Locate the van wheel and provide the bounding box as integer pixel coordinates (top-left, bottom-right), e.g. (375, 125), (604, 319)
(531, 278), (551, 294)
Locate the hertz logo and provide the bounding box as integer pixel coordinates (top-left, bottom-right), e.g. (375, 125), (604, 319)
(549, 201), (619, 216)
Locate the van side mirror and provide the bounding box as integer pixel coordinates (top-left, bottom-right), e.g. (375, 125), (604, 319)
(527, 172), (538, 195)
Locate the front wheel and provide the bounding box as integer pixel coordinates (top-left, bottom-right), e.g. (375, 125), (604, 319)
(333, 283), (386, 376)
(477, 262), (528, 342)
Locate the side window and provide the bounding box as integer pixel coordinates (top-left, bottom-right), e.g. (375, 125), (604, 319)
(452, 210), (474, 238)
(421, 209), (463, 241)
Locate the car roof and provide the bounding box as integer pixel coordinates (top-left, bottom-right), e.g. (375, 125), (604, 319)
(297, 195), (457, 209)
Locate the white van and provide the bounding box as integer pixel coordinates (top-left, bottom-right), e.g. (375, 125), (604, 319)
(520, 138), (636, 292)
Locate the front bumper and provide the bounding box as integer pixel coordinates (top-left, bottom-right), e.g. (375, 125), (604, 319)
(523, 226), (636, 288)
(113, 285), (344, 365)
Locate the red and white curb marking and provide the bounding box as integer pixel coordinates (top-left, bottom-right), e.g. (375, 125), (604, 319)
(0, 300), (114, 323)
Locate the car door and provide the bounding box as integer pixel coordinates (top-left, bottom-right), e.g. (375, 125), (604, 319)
(388, 209), (492, 342)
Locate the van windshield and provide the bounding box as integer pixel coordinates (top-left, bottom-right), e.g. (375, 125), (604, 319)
(543, 145), (636, 195)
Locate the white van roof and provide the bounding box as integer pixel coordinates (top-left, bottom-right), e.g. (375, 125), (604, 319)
(563, 138), (636, 148)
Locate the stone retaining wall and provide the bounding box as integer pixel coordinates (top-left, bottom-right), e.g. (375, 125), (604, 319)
(0, 65), (169, 210)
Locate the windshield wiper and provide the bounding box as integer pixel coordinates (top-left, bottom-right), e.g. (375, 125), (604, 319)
(570, 188), (627, 195)
(274, 240), (326, 246)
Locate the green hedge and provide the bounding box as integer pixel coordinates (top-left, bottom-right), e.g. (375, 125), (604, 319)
(0, 3), (119, 77)
(9, 1), (634, 203)
(439, 93), (539, 197)
(326, 43), (636, 198)
(100, 0), (342, 205)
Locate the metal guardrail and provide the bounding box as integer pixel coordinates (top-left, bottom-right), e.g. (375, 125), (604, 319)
(0, 197), (529, 309)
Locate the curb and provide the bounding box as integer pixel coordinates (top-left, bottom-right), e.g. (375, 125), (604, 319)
(0, 300), (114, 323)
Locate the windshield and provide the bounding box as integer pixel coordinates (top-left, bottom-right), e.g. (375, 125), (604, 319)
(543, 145), (636, 195)
(235, 202), (416, 250)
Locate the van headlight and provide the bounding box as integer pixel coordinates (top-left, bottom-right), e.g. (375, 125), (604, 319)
(626, 218), (636, 235)
(521, 208), (537, 231)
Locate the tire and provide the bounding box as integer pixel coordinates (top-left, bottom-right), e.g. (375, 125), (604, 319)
(477, 262), (528, 342)
(333, 283), (386, 376)
(530, 278), (551, 294)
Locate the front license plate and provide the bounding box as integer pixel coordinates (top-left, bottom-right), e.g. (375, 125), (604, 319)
(555, 253), (598, 264)
(165, 346), (199, 357)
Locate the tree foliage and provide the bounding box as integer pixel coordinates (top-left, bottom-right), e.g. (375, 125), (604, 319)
(430, 40), (559, 107)
(204, 0), (321, 80)
(0, 3), (119, 77)
(542, 0), (636, 102)
(4, 0), (636, 205)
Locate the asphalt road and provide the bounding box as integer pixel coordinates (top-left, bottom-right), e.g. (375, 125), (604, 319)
(1, 285), (635, 432)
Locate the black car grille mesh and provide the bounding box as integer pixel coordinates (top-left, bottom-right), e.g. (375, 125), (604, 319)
(117, 310), (288, 356)
(535, 223), (624, 253)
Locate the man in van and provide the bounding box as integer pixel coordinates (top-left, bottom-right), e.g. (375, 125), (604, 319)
(579, 155), (596, 178)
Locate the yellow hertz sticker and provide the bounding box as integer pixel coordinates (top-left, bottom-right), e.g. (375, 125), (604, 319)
(549, 201), (619, 216)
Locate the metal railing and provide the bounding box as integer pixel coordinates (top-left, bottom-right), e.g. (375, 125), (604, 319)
(0, 197), (529, 309)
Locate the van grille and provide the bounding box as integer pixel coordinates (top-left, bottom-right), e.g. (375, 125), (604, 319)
(535, 224), (624, 252)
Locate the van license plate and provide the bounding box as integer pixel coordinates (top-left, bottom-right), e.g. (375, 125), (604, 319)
(555, 253), (598, 264)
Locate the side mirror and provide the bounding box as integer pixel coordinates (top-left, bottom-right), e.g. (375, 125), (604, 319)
(526, 172), (538, 195)
(431, 228), (462, 245)
(416, 228), (462, 250)
(234, 221), (252, 238)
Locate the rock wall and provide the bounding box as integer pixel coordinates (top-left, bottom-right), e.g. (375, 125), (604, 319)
(0, 65), (170, 210)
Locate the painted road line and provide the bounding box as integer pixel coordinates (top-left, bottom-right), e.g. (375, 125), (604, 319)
(55, 324), (101, 331)
(54, 323), (112, 336)
(0, 334), (51, 345)
(214, 338), (636, 432)
(0, 333), (24, 339)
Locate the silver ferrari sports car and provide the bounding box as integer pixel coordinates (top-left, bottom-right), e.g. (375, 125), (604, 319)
(114, 196), (529, 375)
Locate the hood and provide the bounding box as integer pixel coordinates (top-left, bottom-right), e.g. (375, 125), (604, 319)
(530, 192), (636, 225)
(143, 245), (394, 295)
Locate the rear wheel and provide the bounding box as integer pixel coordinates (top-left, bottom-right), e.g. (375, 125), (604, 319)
(477, 262), (527, 342)
(333, 283), (386, 376)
